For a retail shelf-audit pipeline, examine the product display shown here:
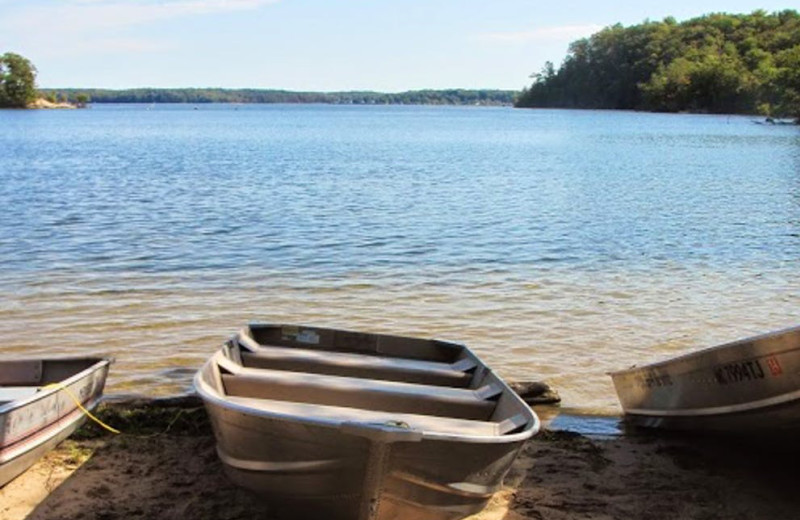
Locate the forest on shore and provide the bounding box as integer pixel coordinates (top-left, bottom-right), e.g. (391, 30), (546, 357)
(5, 10), (800, 118)
(0, 52), (38, 108)
(44, 88), (515, 106)
(515, 10), (800, 119)
(2, 55), (514, 107)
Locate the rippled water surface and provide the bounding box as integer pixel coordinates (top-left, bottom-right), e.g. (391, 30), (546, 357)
(1, 104), (798, 411)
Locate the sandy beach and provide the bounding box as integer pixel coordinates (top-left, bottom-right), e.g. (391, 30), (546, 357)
(3, 398), (799, 520)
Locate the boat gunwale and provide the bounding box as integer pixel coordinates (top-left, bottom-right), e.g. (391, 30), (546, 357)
(195, 331), (539, 444)
(608, 325), (800, 378)
(0, 394), (104, 463)
(194, 369), (537, 444)
(622, 385), (800, 418)
(0, 357), (112, 415)
(242, 323), (474, 360)
(236, 333), (478, 376)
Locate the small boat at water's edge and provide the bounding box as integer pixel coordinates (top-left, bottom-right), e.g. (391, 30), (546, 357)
(0, 357), (111, 487)
(195, 324), (539, 520)
(610, 325), (800, 433)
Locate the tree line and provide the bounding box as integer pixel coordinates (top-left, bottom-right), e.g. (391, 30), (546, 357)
(0, 52), (37, 107)
(45, 88), (516, 106)
(515, 10), (800, 120)
(0, 52), (515, 108)
(1, 52), (90, 108)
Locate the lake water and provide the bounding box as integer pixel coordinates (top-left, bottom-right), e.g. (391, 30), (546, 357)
(0, 104), (798, 412)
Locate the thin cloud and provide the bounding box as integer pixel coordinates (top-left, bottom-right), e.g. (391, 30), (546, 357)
(0, 0), (278, 58)
(3, 0), (279, 33)
(479, 24), (605, 44)
(40, 37), (176, 59)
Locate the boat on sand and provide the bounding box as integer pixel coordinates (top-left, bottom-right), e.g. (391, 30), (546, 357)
(195, 324), (539, 520)
(610, 325), (800, 433)
(0, 357), (111, 488)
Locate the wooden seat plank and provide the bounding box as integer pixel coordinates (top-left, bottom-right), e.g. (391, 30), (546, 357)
(226, 395), (505, 437)
(221, 367), (499, 421)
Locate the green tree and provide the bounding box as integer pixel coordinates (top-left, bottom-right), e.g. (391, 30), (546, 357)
(641, 57), (696, 112)
(774, 45), (800, 119)
(0, 52), (37, 108)
(515, 10), (800, 120)
(75, 93), (90, 108)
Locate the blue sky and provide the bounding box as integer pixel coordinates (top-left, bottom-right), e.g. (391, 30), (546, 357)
(0, 0), (794, 91)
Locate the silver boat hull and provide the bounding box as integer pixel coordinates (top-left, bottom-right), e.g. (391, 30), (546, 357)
(196, 324), (538, 520)
(205, 404), (526, 520)
(0, 357), (111, 487)
(610, 326), (800, 432)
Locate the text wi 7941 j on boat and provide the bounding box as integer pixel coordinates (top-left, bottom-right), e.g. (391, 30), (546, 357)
(611, 325), (800, 433)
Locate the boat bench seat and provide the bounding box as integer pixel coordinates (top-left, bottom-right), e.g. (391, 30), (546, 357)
(239, 346), (476, 388)
(0, 361), (43, 386)
(0, 386), (40, 405)
(220, 365), (502, 421)
(226, 395), (528, 437)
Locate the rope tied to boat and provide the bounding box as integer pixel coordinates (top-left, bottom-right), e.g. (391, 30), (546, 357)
(43, 382), (121, 434)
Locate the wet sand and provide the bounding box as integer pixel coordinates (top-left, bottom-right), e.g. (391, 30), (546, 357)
(3, 400), (799, 520)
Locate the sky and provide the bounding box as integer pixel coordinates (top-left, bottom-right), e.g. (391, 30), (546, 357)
(0, 0), (795, 91)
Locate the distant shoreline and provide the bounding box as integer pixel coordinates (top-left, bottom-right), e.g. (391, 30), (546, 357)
(25, 91), (800, 121)
(38, 88), (517, 106)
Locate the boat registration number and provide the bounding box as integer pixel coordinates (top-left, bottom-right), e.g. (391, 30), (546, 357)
(713, 356), (784, 385)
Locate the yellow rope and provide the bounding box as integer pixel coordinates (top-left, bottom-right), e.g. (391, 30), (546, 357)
(43, 383), (120, 434)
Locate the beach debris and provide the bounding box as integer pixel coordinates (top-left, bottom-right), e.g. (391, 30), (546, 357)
(509, 381), (561, 405)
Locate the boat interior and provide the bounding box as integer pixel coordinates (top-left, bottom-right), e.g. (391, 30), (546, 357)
(201, 324), (535, 438)
(0, 358), (102, 406)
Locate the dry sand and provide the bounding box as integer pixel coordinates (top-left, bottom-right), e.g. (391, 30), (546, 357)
(2, 400), (799, 520)
(26, 99), (76, 109)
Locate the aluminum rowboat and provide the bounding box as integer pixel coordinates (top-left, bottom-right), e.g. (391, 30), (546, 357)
(195, 324), (539, 520)
(0, 357), (111, 487)
(610, 325), (800, 432)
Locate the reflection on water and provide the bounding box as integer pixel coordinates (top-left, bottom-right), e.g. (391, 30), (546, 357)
(0, 105), (798, 412)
